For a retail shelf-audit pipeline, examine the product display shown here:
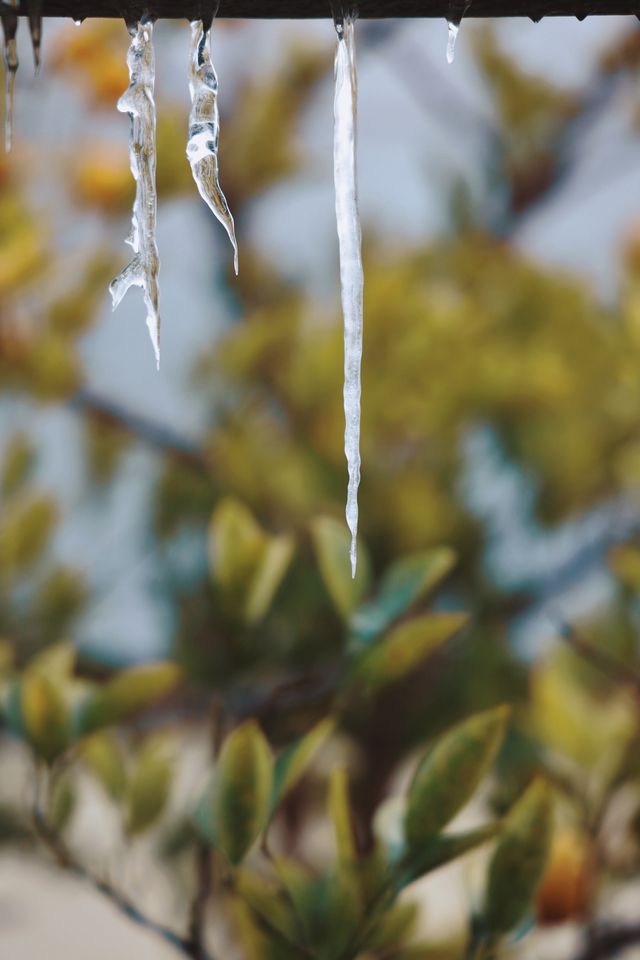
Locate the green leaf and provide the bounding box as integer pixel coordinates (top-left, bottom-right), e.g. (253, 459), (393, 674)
(245, 534), (295, 624)
(28, 641), (76, 682)
(49, 771), (76, 833)
(354, 612), (468, 692)
(405, 706), (509, 850)
(397, 823), (501, 888)
(236, 869), (301, 943)
(126, 738), (172, 835)
(79, 731), (127, 801)
(77, 662), (182, 735)
(209, 498), (293, 623)
(0, 494), (58, 580)
(21, 675), (70, 763)
(484, 779), (553, 935)
(310, 516), (370, 619)
(328, 767), (357, 864)
(271, 718), (333, 813)
(1, 433), (35, 498)
(350, 548), (456, 648)
(609, 544), (640, 591)
(213, 720), (273, 865)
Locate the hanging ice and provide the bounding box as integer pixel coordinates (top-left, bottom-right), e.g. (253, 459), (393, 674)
(334, 14), (363, 579)
(186, 18), (238, 274)
(28, 0), (42, 71)
(446, 20), (459, 64)
(1, 0), (19, 152)
(109, 19), (162, 369)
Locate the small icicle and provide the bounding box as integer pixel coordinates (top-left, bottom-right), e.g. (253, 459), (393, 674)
(109, 19), (162, 369)
(333, 13), (363, 579)
(446, 19), (459, 64)
(186, 18), (238, 274)
(73, 18), (84, 25)
(1, 1), (19, 152)
(28, 0), (43, 72)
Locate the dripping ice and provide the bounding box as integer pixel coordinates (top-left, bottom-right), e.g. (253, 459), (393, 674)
(109, 19), (162, 369)
(29, 1), (42, 71)
(334, 15), (363, 579)
(446, 20), (459, 64)
(1, 0), (18, 152)
(187, 19), (238, 274)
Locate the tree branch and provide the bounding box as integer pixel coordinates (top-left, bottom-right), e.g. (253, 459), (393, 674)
(32, 805), (216, 960)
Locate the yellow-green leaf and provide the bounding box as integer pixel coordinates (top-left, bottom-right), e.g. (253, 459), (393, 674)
(609, 544), (640, 591)
(271, 718), (333, 813)
(80, 731), (127, 800)
(405, 706), (509, 850)
(235, 868), (300, 943)
(245, 534), (294, 624)
(49, 770), (76, 833)
(0, 494), (58, 580)
(351, 548), (456, 647)
(355, 612), (468, 692)
(28, 641), (76, 681)
(484, 779), (554, 934)
(398, 822), (501, 888)
(126, 738), (172, 835)
(1, 433), (35, 498)
(213, 720), (273, 865)
(79, 662), (181, 734)
(310, 516), (370, 619)
(21, 675), (70, 763)
(209, 498), (293, 623)
(329, 767), (357, 864)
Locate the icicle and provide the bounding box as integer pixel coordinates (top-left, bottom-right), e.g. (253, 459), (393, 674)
(1, 1), (19, 152)
(28, 0), (42, 72)
(186, 18), (238, 274)
(446, 20), (459, 64)
(109, 19), (162, 369)
(73, 18), (84, 25)
(333, 13), (363, 579)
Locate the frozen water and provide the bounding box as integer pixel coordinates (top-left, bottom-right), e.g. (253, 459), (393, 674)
(187, 19), (238, 274)
(109, 19), (162, 369)
(334, 15), (363, 578)
(28, 3), (42, 71)
(1, 2), (18, 152)
(446, 20), (459, 64)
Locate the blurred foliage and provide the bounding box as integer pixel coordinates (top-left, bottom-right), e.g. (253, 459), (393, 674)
(2, 16), (640, 960)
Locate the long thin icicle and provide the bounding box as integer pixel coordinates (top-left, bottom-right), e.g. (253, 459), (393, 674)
(334, 14), (363, 579)
(1, 0), (19, 152)
(109, 19), (162, 369)
(187, 18), (238, 274)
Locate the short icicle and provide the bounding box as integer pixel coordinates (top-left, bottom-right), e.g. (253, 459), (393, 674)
(446, 20), (459, 64)
(186, 17), (238, 274)
(109, 18), (162, 369)
(1, 0), (19, 152)
(28, 0), (43, 71)
(333, 13), (363, 579)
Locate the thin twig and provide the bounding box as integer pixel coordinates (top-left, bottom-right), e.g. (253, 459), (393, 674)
(32, 804), (215, 960)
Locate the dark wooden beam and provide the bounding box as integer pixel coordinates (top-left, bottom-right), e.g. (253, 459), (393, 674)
(2, 0), (639, 19)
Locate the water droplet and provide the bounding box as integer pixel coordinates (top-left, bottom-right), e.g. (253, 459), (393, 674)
(446, 20), (459, 65)
(333, 14), (363, 578)
(186, 18), (238, 274)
